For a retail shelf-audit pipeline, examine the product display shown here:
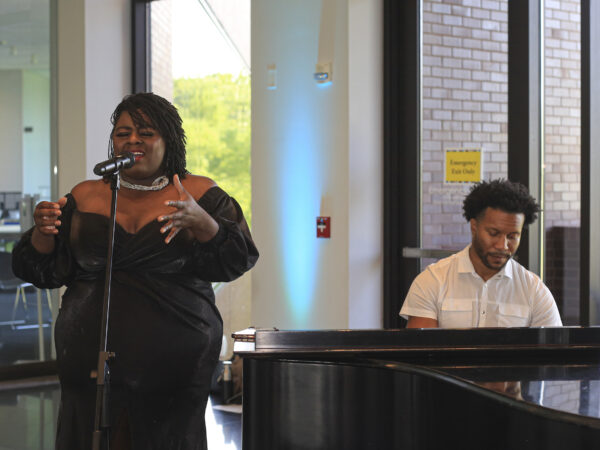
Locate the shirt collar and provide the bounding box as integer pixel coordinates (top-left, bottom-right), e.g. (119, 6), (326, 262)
(458, 244), (513, 279)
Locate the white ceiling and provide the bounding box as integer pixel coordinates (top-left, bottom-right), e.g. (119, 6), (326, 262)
(0, 0), (50, 70)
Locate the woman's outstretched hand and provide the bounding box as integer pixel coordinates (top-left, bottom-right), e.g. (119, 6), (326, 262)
(158, 174), (219, 244)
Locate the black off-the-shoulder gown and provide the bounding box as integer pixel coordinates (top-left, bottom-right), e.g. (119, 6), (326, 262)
(12, 186), (258, 450)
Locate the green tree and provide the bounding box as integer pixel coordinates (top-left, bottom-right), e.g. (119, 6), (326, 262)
(173, 74), (252, 225)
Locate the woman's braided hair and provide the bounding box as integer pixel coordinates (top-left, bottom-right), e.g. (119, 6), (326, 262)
(109, 92), (187, 180)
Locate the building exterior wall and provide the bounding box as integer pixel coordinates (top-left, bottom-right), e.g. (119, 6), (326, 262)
(544, 0), (581, 230)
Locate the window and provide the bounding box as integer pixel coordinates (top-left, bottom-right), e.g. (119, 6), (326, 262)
(0, 0), (56, 369)
(147, 0), (252, 223)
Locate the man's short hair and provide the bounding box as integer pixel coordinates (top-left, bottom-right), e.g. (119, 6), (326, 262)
(462, 179), (541, 226)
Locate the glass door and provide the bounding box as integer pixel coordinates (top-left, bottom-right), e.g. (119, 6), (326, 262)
(0, 0), (57, 368)
(415, 0), (509, 268)
(542, 0), (581, 325)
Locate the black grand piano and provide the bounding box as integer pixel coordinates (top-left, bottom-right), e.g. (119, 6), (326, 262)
(233, 327), (600, 449)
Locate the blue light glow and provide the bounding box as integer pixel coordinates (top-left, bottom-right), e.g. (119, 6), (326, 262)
(278, 96), (322, 327)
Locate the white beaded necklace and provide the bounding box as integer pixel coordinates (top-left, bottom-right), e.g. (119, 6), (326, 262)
(120, 175), (169, 191)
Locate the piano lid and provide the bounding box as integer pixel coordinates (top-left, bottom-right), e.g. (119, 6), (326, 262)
(233, 326), (600, 355)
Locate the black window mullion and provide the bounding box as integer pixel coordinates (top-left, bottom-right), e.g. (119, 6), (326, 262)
(507, 0), (542, 274)
(132, 0), (152, 93)
(383, 0), (420, 329)
(581, 0), (600, 326)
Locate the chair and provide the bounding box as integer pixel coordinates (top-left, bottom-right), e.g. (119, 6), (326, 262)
(0, 252), (54, 360)
(0, 252), (31, 324)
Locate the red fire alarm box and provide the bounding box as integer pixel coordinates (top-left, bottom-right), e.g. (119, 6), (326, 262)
(317, 216), (331, 238)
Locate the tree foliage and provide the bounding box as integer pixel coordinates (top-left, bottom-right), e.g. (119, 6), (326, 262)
(173, 74), (251, 224)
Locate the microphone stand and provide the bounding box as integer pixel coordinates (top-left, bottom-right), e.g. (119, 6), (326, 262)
(92, 172), (120, 450)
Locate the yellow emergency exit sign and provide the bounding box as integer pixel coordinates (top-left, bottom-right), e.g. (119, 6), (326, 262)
(445, 149), (482, 183)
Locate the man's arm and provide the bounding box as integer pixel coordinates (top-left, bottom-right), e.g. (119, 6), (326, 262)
(406, 316), (439, 328)
(400, 267), (441, 327)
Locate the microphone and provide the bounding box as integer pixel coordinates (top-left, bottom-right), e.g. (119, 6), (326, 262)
(93, 152), (136, 176)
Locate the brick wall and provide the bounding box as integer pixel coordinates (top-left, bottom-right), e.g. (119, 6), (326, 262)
(543, 0), (581, 230)
(422, 0), (509, 251)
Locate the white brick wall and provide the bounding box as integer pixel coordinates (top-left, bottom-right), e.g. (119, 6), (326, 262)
(421, 0), (581, 253)
(422, 0), (509, 250)
(544, 0), (581, 228)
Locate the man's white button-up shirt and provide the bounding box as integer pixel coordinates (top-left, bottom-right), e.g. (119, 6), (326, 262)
(400, 246), (562, 328)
